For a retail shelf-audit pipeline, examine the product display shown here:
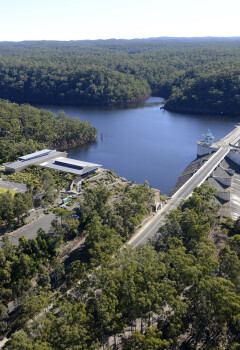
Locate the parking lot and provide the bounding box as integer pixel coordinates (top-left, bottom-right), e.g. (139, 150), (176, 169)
(0, 180), (27, 193)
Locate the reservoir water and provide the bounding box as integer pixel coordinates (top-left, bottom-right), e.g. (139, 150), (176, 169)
(40, 97), (240, 195)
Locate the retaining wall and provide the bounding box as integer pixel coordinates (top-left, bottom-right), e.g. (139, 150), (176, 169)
(227, 152), (240, 165)
(197, 143), (219, 157)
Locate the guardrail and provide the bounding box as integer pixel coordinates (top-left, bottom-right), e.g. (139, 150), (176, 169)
(171, 147), (230, 200)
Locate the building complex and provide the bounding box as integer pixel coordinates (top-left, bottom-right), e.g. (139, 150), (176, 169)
(5, 149), (102, 178)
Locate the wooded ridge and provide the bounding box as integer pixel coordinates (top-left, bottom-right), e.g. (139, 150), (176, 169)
(0, 99), (97, 163)
(1, 38), (240, 113)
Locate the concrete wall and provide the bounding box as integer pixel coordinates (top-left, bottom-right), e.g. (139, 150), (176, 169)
(229, 174), (240, 219)
(82, 169), (97, 178)
(5, 164), (26, 173)
(197, 143), (218, 157)
(214, 177), (232, 187)
(221, 206), (232, 217)
(221, 168), (235, 177)
(216, 191), (231, 201)
(227, 151), (240, 165)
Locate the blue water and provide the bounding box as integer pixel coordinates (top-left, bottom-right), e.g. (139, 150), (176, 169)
(39, 97), (240, 194)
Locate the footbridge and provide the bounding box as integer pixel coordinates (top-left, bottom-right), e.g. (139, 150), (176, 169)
(130, 124), (240, 247)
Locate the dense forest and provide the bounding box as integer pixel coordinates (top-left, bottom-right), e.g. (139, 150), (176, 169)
(0, 180), (153, 343)
(1, 38), (240, 113)
(1, 38), (240, 349)
(0, 99), (97, 163)
(2, 184), (240, 349)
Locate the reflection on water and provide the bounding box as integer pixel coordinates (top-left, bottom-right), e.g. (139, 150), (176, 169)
(39, 97), (240, 195)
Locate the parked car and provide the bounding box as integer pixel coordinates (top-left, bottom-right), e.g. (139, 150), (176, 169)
(72, 214), (80, 219)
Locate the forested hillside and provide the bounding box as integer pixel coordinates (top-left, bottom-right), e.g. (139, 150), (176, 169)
(1, 38), (240, 113)
(0, 180), (154, 345)
(0, 99), (97, 163)
(3, 184), (240, 349)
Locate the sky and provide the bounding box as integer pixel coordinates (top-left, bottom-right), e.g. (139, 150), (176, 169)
(0, 0), (240, 41)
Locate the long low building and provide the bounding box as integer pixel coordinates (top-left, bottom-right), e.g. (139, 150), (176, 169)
(5, 149), (67, 173)
(40, 157), (102, 177)
(5, 149), (102, 178)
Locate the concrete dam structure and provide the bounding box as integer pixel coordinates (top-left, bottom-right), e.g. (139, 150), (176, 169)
(170, 125), (240, 219)
(129, 125), (240, 247)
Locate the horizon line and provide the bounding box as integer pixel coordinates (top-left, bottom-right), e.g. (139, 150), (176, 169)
(1, 36), (240, 43)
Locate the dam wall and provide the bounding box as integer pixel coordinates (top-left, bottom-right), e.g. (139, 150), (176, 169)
(226, 151), (240, 165)
(197, 143), (219, 157)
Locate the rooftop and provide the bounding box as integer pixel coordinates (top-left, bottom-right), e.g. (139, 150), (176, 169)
(19, 149), (52, 161)
(6, 150), (64, 170)
(53, 157), (101, 169)
(40, 157), (102, 176)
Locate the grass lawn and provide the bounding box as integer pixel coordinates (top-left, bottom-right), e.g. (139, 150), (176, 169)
(0, 186), (16, 196)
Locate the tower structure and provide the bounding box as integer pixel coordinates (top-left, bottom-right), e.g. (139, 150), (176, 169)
(203, 129), (214, 146)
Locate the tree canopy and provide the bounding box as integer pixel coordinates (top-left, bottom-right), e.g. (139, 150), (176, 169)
(3, 184), (240, 349)
(0, 99), (97, 163)
(1, 38), (240, 113)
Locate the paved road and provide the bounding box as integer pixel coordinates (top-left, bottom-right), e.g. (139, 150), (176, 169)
(0, 148), (233, 247)
(130, 145), (233, 247)
(2, 126), (240, 248)
(130, 123), (240, 247)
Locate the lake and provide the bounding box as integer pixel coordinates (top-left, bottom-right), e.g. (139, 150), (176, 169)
(39, 97), (240, 195)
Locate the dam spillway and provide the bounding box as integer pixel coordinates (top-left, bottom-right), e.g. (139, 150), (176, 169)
(170, 124), (240, 219)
